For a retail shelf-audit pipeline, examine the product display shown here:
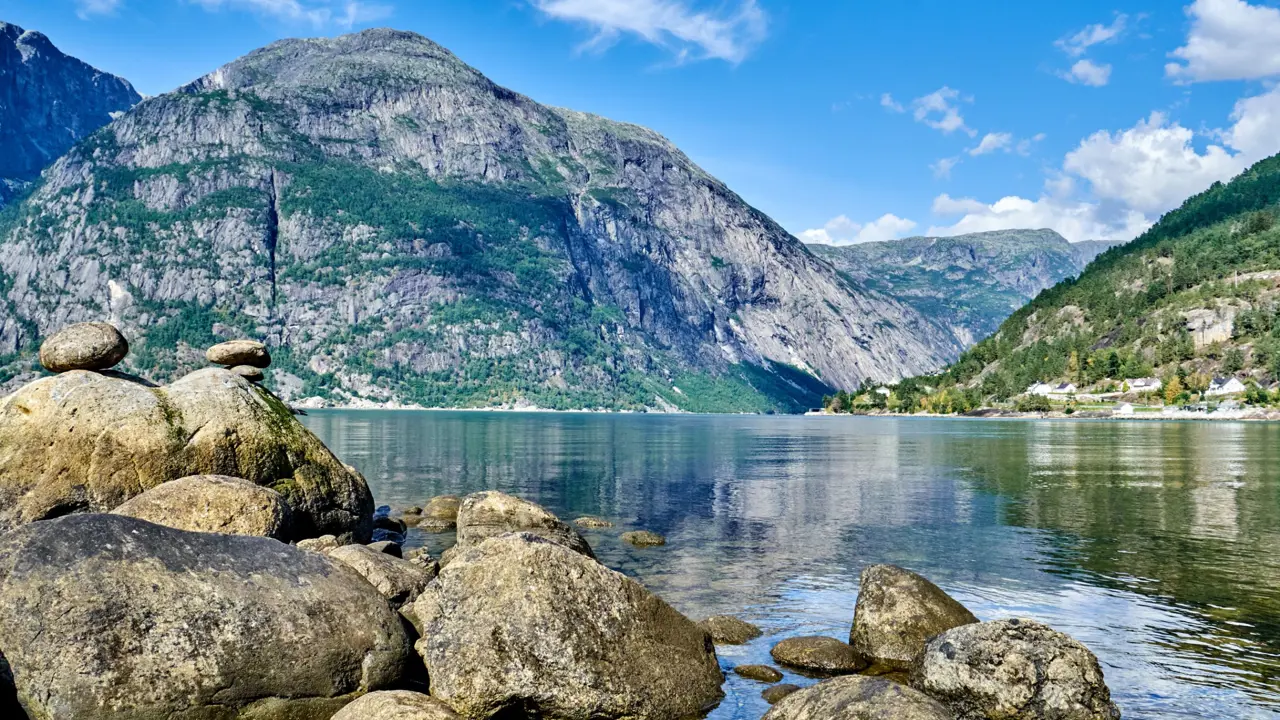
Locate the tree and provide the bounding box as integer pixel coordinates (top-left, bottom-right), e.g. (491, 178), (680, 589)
(1164, 376), (1184, 405)
(1222, 347), (1245, 375)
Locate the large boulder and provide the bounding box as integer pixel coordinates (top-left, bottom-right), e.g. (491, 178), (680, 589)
(110, 474), (293, 540)
(327, 543), (437, 609)
(0, 368), (373, 542)
(0, 514), (411, 719)
(206, 339), (271, 368)
(38, 322), (129, 372)
(411, 533), (724, 719)
(417, 494), (461, 531)
(763, 676), (955, 720)
(770, 636), (867, 677)
(850, 564), (978, 671)
(698, 615), (762, 645)
(911, 619), (1121, 720)
(455, 491), (593, 557)
(331, 691), (461, 720)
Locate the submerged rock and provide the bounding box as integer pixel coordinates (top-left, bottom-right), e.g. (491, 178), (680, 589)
(698, 615), (763, 645)
(110, 474), (293, 540)
(412, 532), (723, 719)
(734, 665), (784, 683)
(206, 339), (271, 368)
(911, 618), (1121, 720)
(0, 514), (410, 719)
(763, 676), (955, 720)
(328, 543), (437, 609)
(762, 684), (802, 705)
(850, 564), (977, 671)
(331, 691), (461, 720)
(574, 515), (614, 528)
(622, 530), (667, 547)
(455, 491), (593, 557)
(770, 636), (867, 677)
(37, 322), (128, 372)
(0, 368), (373, 541)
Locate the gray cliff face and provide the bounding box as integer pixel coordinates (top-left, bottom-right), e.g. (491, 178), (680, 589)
(811, 230), (1123, 349)
(0, 21), (140, 206)
(0, 29), (958, 408)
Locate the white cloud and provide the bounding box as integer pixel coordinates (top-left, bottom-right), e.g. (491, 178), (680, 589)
(191, 0), (392, 27)
(927, 194), (1152, 242)
(969, 132), (1013, 156)
(880, 93), (905, 113)
(931, 156), (962, 179)
(912, 87), (976, 137)
(1017, 133), (1047, 156)
(1056, 14), (1127, 57)
(800, 213), (918, 245)
(1167, 0), (1280, 82)
(1059, 59), (1112, 87)
(531, 0), (767, 64)
(76, 0), (121, 18)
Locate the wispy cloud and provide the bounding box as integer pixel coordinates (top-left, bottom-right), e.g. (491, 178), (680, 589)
(931, 155), (962, 179)
(880, 93), (905, 113)
(531, 0), (768, 64)
(190, 0), (393, 28)
(1055, 14), (1127, 57)
(912, 87), (976, 137)
(1059, 59), (1112, 86)
(968, 132), (1012, 156)
(76, 0), (122, 19)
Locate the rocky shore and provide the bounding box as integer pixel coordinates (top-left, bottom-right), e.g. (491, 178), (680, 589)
(0, 323), (1124, 719)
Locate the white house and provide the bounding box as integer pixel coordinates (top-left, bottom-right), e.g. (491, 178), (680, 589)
(1206, 377), (1247, 396)
(1026, 382), (1054, 396)
(1115, 402), (1135, 415)
(1048, 382), (1078, 396)
(875, 387), (892, 396)
(1126, 378), (1162, 393)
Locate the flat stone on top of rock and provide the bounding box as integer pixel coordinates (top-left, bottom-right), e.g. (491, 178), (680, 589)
(698, 615), (763, 645)
(763, 675), (955, 720)
(911, 618), (1120, 720)
(0, 514), (410, 720)
(770, 636), (867, 677)
(331, 691), (461, 720)
(110, 474), (293, 541)
(734, 664), (784, 683)
(455, 491), (593, 557)
(38, 322), (128, 372)
(622, 530), (666, 547)
(411, 532), (724, 719)
(230, 364), (264, 382)
(850, 564), (978, 671)
(206, 339), (271, 368)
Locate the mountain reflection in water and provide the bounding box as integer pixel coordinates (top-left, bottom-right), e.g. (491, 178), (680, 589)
(303, 411), (1280, 720)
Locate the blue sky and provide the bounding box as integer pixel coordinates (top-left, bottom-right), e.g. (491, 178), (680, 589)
(6, 0), (1280, 244)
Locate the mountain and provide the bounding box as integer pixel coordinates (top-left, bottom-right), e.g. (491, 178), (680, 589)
(1070, 239), (1125, 267)
(810, 229), (1119, 348)
(0, 21), (140, 207)
(0, 29), (961, 412)
(928, 153), (1280, 403)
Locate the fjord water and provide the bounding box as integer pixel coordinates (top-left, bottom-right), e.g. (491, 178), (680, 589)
(303, 412), (1280, 719)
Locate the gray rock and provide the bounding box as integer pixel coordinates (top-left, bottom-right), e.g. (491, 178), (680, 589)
(0, 368), (373, 542)
(455, 490), (593, 558)
(621, 530), (666, 547)
(911, 619), (1121, 720)
(411, 532), (723, 719)
(327, 543), (437, 609)
(770, 636), (868, 677)
(423, 494), (461, 522)
(206, 339), (271, 368)
(762, 684), (801, 705)
(368, 539), (403, 557)
(297, 534), (340, 553)
(417, 516), (458, 532)
(734, 664), (784, 683)
(230, 364), (264, 382)
(850, 564), (978, 671)
(0, 514), (410, 719)
(698, 615), (763, 645)
(37, 322), (128, 372)
(574, 515), (614, 528)
(331, 691), (461, 720)
(763, 676), (955, 720)
(109, 474), (293, 540)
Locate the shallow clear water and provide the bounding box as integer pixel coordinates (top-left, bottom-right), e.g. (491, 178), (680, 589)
(302, 411), (1280, 720)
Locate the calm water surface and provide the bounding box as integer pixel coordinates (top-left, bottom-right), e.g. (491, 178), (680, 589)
(302, 412), (1280, 720)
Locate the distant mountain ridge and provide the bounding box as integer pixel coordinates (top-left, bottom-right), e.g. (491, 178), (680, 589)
(809, 230), (1124, 349)
(0, 21), (140, 207)
(0, 28), (962, 411)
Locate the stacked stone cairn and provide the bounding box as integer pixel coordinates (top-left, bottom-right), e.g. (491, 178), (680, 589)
(0, 321), (1122, 720)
